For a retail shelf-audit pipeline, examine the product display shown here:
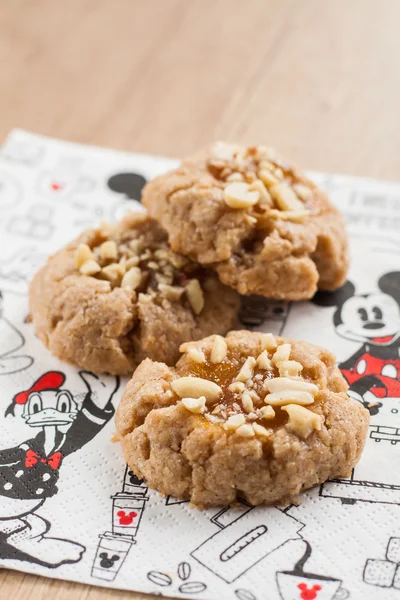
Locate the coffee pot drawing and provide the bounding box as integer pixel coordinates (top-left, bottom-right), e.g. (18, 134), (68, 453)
(276, 542), (348, 600)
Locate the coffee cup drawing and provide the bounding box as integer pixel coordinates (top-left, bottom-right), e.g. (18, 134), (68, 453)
(276, 542), (349, 600)
(91, 532), (134, 581)
(112, 493), (148, 538)
(122, 466), (148, 496)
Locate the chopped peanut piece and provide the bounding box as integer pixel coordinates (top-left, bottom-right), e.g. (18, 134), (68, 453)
(282, 404), (322, 439)
(75, 244), (94, 268)
(236, 424), (255, 438)
(121, 267), (142, 290)
(211, 335), (228, 364)
(98, 220), (116, 236)
(264, 377), (318, 395)
(264, 390), (314, 407)
(261, 333), (277, 351)
(247, 412), (258, 421)
(101, 263), (125, 283)
(224, 413), (246, 431)
(235, 356), (256, 383)
(268, 209), (309, 222)
(129, 239), (141, 253)
(228, 381), (246, 393)
(118, 256), (127, 271)
(148, 261), (159, 270)
(169, 253), (188, 269)
(257, 350), (272, 370)
(293, 183), (312, 202)
(272, 343), (291, 364)
(181, 396), (207, 414)
(245, 215), (258, 226)
(205, 414), (220, 424)
(186, 347), (206, 364)
(185, 279), (204, 315)
(244, 171), (256, 183)
(100, 240), (118, 261)
(80, 259), (101, 276)
(270, 182), (304, 212)
(241, 391), (254, 413)
(226, 172), (244, 182)
(158, 284), (185, 302)
(172, 377), (222, 402)
(278, 360), (303, 378)
(224, 182), (260, 209)
(248, 390), (260, 402)
(210, 141), (239, 161)
(248, 179), (273, 206)
(257, 147), (277, 162)
(125, 256), (140, 269)
(252, 422), (270, 437)
(258, 169), (279, 187)
(260, 405), (275, 419)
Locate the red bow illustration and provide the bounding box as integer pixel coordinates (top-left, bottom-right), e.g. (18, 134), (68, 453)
(25, 449), (62, 470)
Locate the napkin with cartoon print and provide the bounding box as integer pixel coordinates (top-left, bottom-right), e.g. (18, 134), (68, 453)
(0, 129), (399, 600)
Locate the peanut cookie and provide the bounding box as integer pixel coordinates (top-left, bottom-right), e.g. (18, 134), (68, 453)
(142, 142), (349, 300)
(116, 330), (369, 506)
(29, 213), (239, 375)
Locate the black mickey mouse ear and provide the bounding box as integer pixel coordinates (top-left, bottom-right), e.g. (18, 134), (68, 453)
(378, 271), (400, 304)
(99, 552), (107, 558)
(107, 173), (147, 202)
(112, 554), (120, 562)
(312, 280), (356, 307)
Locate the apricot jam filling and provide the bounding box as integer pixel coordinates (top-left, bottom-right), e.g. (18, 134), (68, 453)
(173, 334), (323, 440)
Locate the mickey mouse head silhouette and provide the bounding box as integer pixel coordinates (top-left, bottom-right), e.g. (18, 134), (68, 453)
(298, 583), (321, 600)
(313, 271), (400, 412)
(128, 470), (144, 486)
(117, 510), (137, 525)
(99, 552), (120, 569)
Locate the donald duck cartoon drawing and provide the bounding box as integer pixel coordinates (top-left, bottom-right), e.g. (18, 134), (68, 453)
(0, 369), (119, 567)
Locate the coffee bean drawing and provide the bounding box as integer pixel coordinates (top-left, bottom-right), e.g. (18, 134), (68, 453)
(147, 571), (172, 587)
(178, 581), (207, 594)
(235, 589), (258, 600)
(178, 561), (191, 581)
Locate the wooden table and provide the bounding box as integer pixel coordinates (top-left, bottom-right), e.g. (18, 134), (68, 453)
(0, 0), (399, 598)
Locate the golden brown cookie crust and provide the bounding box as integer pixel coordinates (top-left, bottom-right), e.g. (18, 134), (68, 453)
(142, 143), (349, 300)
(29, 213), (239, 375)
(116, 331), (369, 507)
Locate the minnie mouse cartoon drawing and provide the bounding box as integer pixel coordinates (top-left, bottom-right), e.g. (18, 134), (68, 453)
(315, 271), (400, 504)
(0, 370), (119, 567)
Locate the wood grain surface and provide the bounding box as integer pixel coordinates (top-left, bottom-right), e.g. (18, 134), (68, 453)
(0, 0), (399, 598)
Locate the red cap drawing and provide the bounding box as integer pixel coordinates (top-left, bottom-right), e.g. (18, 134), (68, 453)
(5, 371), (66, 416)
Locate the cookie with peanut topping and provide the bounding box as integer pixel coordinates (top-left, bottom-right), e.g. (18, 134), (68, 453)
(29, 213), (239, 375)
(142, 142), (349, 300)
(116, 330), (369, 506)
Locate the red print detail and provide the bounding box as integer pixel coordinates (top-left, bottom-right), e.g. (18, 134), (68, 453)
(298, 583), (322, 600)
(117, 510), (137, 525)
(341, 352), (400, 398)
(51, 182), (63, 191)
(14, 371), (66, 405)
(25, 449), (62, 470)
